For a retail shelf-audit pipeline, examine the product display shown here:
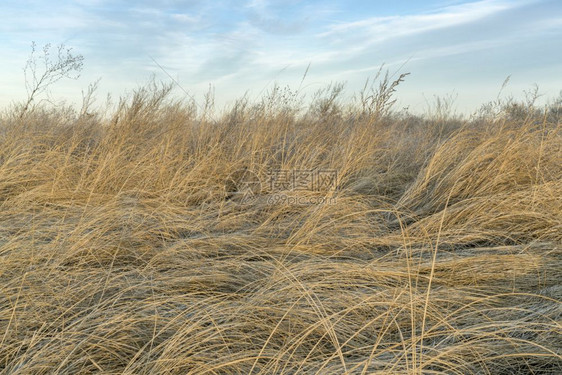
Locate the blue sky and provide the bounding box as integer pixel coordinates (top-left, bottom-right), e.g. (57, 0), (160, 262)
(1, 0), (561, 113)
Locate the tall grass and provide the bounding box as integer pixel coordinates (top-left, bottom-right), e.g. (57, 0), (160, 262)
(0, 83), (560, 374)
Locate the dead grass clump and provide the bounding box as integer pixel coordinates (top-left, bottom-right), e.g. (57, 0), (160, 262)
(0, 84), (560, 374)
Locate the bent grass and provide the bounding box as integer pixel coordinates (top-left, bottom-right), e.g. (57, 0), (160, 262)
(0, 85), (560, 374)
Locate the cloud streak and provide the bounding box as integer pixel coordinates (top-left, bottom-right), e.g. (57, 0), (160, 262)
(319, 1), (531, 45)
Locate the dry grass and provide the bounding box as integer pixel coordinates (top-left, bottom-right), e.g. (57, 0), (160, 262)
(0, 84), (561, 374)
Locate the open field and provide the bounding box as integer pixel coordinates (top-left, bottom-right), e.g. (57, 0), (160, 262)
(0, 84), (561, 374)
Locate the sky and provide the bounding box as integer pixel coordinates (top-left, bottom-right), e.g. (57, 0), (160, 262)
(1, 0), (561, 114)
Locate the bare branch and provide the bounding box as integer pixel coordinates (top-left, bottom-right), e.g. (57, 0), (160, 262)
(20, 41), (84, 118)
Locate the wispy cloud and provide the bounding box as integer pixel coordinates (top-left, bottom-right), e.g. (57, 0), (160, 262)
(319, 0), (529, 44)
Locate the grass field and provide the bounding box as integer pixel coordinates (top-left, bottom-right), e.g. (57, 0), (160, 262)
(0, 83), (561, 374)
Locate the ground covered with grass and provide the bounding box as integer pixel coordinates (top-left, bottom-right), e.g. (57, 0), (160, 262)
(0, 85), (561, 374)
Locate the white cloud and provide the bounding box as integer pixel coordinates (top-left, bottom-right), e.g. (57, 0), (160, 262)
(170, 13), (200, 24)
(318, 0), (529, 43)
